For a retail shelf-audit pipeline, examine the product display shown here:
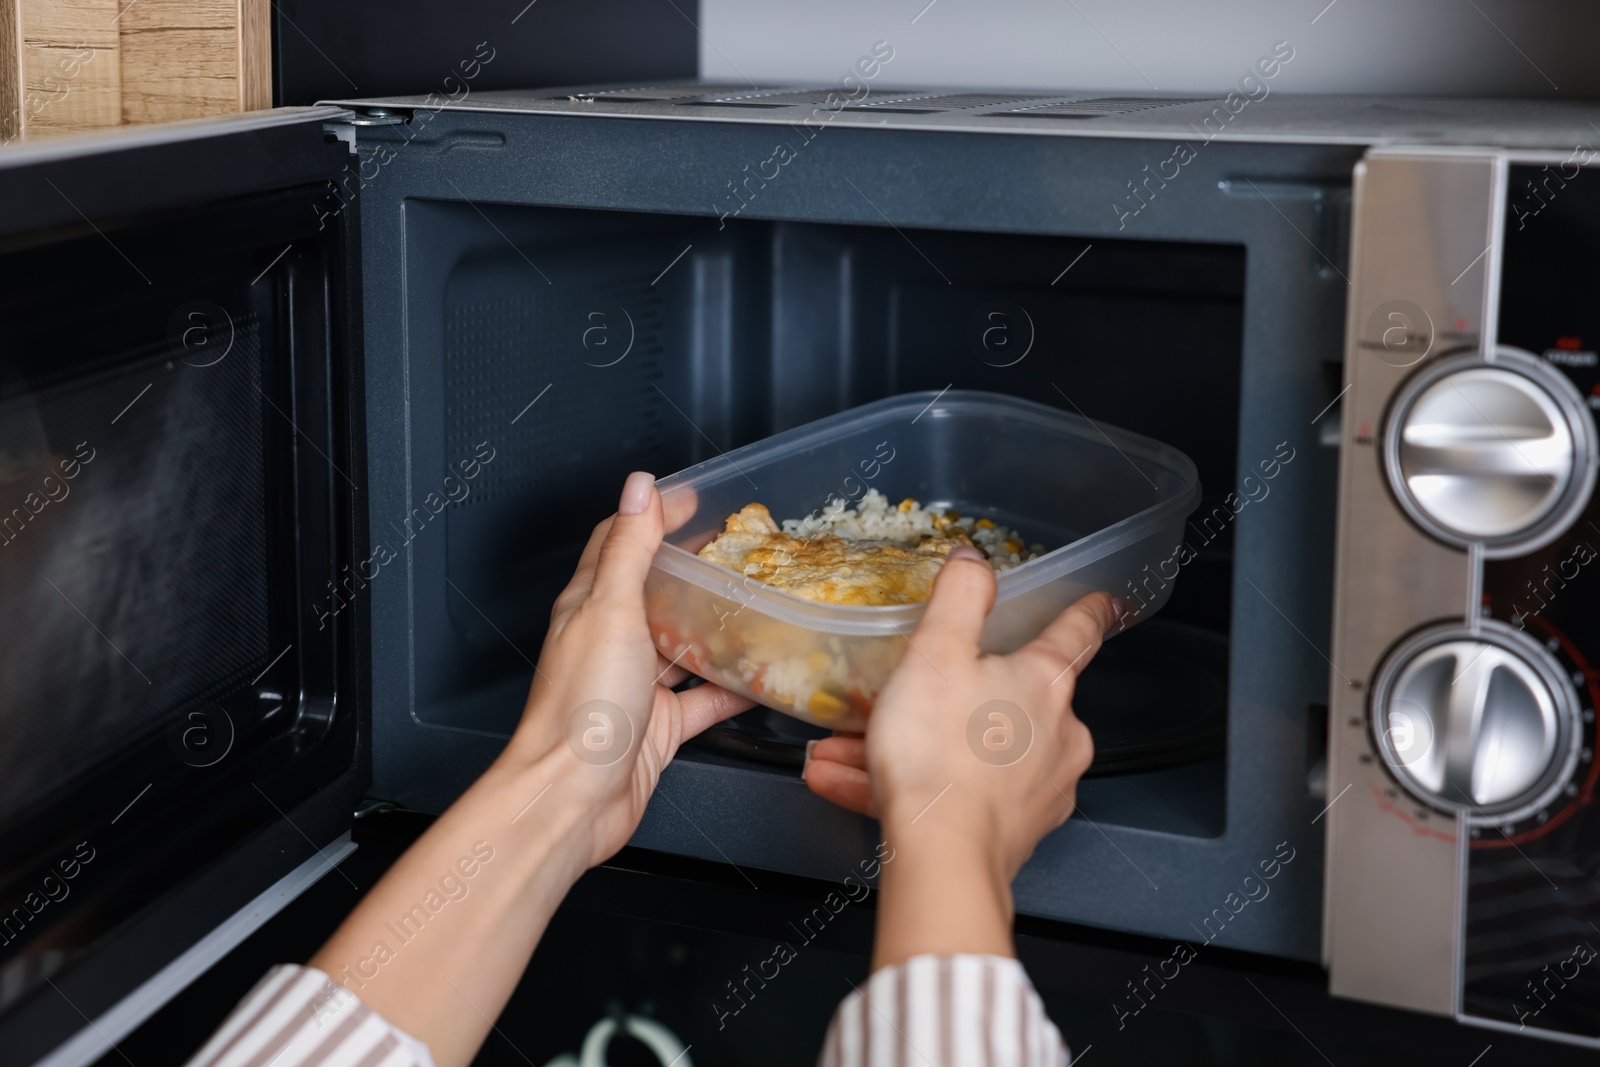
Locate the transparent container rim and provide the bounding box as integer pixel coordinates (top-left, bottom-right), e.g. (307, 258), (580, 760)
(649, 389), (1202, 637)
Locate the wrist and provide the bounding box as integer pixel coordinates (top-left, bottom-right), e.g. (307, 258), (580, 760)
(306, 745), (597, 1054)
(880, 791), (1011, 876)
(476, 748), (596, 884)
(880, 814), (1013, 906)
(872, 803), (1016, 971)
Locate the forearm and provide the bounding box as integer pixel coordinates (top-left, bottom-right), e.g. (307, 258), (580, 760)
(308, 750), (589, 1067)
(872, 807), (1014, 972)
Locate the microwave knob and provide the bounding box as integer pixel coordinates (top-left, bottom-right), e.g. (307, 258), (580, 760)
(1372, 623), (1580, 822)
(1385, 348), (1595, 556)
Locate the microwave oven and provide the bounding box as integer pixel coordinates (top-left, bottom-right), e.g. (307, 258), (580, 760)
(3, 83), (1597, 1063)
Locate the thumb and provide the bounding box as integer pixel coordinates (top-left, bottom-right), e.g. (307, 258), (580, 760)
(590, 471), (665, 605)
(912, 545), (997, 660)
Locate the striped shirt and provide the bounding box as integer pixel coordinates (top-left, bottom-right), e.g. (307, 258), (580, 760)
(820, 955), (1068, 1067)
(183, 965), (434, 1067)
(190, 954), (1063, 1067)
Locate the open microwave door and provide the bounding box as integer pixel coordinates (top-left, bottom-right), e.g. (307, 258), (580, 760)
(0, 108), (369, 1066)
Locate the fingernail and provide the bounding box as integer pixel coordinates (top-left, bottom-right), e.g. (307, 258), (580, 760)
(619, 471), (655, 515)
(1107, 596), (1132, 637)
(947, 545), (984, 563)
(804, 739), (817, 767)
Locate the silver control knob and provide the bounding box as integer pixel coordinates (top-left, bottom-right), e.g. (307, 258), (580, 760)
(1372, 622), (1580, 823)
(1385, 348), (1595, 556)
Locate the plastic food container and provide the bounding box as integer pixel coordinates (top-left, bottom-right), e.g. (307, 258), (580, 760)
(645, 390), (1201, 730)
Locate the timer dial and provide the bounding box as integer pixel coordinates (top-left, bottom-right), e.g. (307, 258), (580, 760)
(1372, 621), (1581, 824)
(1385, 347), (1595, 556)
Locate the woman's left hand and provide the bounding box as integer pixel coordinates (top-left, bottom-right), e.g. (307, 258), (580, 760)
(503, 471), (754, 867)
(307, 473), (751, 1066)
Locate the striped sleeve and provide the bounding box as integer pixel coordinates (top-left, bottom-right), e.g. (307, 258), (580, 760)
(182, 964), (437, 1067)
(819, 954), (1067, 1067)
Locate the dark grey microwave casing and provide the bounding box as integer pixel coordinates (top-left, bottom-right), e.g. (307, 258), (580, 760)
(328, 88), (1594, 965)
(339, 88), (1364, 965)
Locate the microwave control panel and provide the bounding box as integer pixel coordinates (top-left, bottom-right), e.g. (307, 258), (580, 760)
(1328, 150), (1600, 1048)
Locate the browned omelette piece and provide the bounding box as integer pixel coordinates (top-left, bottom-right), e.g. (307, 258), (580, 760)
(697, 502), (970, 606)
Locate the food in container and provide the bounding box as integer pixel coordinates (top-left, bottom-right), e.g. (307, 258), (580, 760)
(644, 390), (1201, 730)
(695, 491), (1043, 607)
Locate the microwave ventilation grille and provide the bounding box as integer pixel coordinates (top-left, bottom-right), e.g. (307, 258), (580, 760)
(1006, 97), (1212, 118)
(685, 88), (831, 108)
(444, 281), (668, 506)
(677, 90), (1062, 113)
(848, 92), (1060, 113)
(559, 85), (776, 102)
(573, 88), (1209, 116)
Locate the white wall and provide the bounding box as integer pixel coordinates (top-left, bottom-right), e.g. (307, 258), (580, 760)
(699, 0), (1595, 97)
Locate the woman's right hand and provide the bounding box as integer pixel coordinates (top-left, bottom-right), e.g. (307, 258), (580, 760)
(803, 545), (1117, 968)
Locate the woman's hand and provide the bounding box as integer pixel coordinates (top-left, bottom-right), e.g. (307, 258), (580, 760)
(504, 470), (755, 867)
(308, 473), (752, 1067)
(803, 545), (1116, 969)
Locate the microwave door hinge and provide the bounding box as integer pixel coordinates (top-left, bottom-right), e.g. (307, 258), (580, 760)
(323, 108), (409, 153)
(344, 108), (409, 127)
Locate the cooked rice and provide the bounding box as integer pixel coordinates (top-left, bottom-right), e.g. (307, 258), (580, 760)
(781, 489), (1044, 571)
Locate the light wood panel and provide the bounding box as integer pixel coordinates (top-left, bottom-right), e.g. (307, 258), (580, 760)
(237, 0), (270, 110)
(3, 0), (120, 139)
(1, 0), (268, 140)
(120, 0), (235, 124)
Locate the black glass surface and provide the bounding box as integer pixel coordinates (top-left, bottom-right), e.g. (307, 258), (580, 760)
(1464, 163), (1600, 1039)
(0, 180), (357, 1026)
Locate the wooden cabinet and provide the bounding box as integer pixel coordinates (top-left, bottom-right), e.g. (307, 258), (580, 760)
(0, 0), (269, 141)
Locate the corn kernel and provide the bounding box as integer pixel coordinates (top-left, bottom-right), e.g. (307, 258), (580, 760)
(1004, 538), (1022, 554)
(808, 691), (849, 720)
(898, 497), (916, 512)
(975, 518), (995, 529)
(807, 649), (832, 671)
